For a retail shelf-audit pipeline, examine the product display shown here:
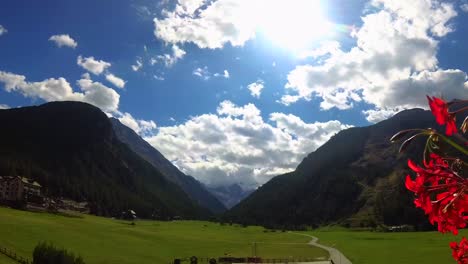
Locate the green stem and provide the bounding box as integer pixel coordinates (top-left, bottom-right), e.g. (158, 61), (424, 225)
(438, 134), (468, 155)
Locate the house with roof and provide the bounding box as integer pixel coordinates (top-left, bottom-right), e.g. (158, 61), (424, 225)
(0, 176), (42, 202)
(20, 177), (42, 197)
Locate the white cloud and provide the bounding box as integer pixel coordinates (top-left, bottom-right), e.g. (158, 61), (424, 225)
(214, 70), (230, 79)
(77, 56), (111, 75)
(49, 34), (78, 48)
(247, 80), (265, 98)
(299, 41), (341, 59)
(194, 66), (230, 80)
(105, 73), (126, 89)
(0, 71), (120, 113)
(362, 108), (400, 123)
(193, 66), (211, 80)
(154, 0), (333, 51)
(461, 3), (468, 12)
(76, 77), (120, 113)
(154, 0), (257, 49)
(175, 0), (208, 15)
(0, 71), (159, 139)
(145, 100), (351, 188)
(281, 0), (468, 114)
(154, 44), (186, 67)
(0, 25), (7, 36)
(132, 58), (143, 72)
(118, 112), (157, 136)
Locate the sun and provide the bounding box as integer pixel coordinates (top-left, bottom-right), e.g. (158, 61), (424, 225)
(257, 0), (332, 53)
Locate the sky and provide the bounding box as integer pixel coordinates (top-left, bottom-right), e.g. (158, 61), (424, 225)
(1, 0), (468, 190)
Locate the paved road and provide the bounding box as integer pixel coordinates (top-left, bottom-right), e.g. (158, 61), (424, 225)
(289, 232), (352, 264)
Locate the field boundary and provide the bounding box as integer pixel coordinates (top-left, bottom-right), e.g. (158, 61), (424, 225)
(0, 246), (31, 264)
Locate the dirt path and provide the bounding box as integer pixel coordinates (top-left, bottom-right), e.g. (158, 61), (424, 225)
(289, 232), (352, 264)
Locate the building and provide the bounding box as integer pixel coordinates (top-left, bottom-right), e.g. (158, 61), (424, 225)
(21, 177), (42, 196)
(0, 176), (42, 201)
(0, 176), (24, 201)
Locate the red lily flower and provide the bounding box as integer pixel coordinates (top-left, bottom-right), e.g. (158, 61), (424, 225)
(427, 96), (457, 136)
(451, 237), (468, 264)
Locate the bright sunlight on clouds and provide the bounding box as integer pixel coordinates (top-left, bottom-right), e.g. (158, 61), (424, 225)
(154, 0), (333, 53)
(256, 0), (332, 52)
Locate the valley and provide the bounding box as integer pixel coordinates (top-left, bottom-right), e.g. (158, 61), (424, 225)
(0, 206), (463, 264)
(0, 207), (327, 263)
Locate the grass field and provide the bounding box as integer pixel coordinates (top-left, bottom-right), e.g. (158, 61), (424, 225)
(0, 254), (16, 264)
(1, 206), (465, 264)
(302, 227), (466, 264)
(0, 207), (327, 264)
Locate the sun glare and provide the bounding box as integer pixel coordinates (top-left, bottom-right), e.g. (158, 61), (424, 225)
(257, 0), (332, 53)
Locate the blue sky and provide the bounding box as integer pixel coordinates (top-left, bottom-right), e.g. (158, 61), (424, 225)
(1, 0), (468, 189)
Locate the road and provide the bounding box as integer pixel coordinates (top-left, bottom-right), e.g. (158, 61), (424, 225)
(289, 232), (352, 264)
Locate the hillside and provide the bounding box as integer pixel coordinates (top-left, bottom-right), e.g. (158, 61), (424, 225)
(111, 118), (226, 214)
(225, 109), (464, 229)
(0, 101), (209, 219)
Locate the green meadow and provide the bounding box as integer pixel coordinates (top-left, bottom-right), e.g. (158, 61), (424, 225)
(0, 207), (326, 264)
(0, 254), (16, 264)
(303, 227), (466, 264)
(0, 206), (465, 264)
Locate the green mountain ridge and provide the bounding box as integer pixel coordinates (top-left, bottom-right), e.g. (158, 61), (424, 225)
(110, 117), (226, 214)
(0, 101), (209, 219)
(224, 108), (459, 229)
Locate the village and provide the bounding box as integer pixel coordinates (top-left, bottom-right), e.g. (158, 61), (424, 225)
(0, 175), (89, 214)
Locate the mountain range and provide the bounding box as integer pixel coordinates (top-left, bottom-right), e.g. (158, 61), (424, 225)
(2, 101), (463, 229)
(206, 184), (254, 209)
(224, 109), (465, 229)
(0, 102), (213, 219)
(110, 118), (226, 214)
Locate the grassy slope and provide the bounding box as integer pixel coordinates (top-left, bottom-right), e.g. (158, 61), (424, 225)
(0, 254), (17, 264)
(0, 207), (327, 264)
(304, 227), (466, 264)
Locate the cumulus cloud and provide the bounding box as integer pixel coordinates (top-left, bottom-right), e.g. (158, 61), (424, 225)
(145, 100), (351, 188)
(299, 41), (341, 59)
(362, 108), (400, 123)
(154, 45), (186, 67)
(76, 76), (120, 112)
(281, 0), (468, 114)
(247, 80), (265, 98)
(77, 56), (111, 75)
(0, 25), (7, 36)
(132, 58), (143, 72)
(0, 71), (120, 113)
(49, 34), (78, 48)
(0, 104), (10, 109)
(118, 112), (157, 136)
(105, 73), (126, 89)
(154, 0), (257, 49)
